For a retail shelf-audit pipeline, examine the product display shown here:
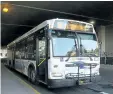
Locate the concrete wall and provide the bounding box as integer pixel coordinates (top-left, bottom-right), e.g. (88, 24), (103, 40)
(97, 25), (113, 57)
(96, 25), (113, 64)
(97, 26), (106, 57)
(105, 24), (113, 57)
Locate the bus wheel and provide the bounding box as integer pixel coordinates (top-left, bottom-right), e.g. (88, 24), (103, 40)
(30, 68), (36, 84)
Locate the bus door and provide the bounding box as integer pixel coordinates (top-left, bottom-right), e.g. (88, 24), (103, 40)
(36, 34), (47, 82)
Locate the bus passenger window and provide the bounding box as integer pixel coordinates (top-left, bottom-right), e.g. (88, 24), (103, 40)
(26, 35), (35, 60)
(39, 40), (46, 58)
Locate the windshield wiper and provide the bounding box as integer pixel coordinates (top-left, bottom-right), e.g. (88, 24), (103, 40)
(65, 34), (78, 62)
(65, 45), (76, 62)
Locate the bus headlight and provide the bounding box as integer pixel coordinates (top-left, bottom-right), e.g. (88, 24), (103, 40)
(51, 72), (63, 77)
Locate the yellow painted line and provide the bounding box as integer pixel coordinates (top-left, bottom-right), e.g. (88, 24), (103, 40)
(38, 58), (46, 67)
(6, 67), (40, 94)
(20, 79), (40, 94)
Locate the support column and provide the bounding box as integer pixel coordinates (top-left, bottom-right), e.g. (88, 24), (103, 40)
(97, 26), (105, 56)
(105, 25), (113, 65)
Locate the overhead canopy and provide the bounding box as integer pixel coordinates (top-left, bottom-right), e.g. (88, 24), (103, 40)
(1, 1), (113, 46)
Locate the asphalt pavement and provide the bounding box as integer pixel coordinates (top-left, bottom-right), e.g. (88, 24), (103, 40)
(1, 62), (113, 94)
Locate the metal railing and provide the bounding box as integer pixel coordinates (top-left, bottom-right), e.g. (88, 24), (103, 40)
(77, 64), (93, 83)
(65, 63), (96, 84)
(100, 52), (113, 65)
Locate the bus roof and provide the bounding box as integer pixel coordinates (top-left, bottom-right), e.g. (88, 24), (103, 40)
(7, 18), (93, 47)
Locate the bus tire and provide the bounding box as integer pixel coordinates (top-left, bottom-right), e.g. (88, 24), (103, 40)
(30, 68), (36, 84)
(28, 66), (36, 84)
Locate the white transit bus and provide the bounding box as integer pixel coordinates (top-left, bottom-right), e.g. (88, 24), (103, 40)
(7, 18), (100, 88)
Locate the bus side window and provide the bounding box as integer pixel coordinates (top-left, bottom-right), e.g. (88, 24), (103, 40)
(21, 39), (26, 59)
(38, 29), (46, 59)
(26, 35), (35, 60)
(39, 39), (46, 58)
(15, 43), (20, 59)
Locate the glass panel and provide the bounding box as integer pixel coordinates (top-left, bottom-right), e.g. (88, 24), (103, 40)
(53, 20), (67, 29)
(51, 30), (98, 57)
(78, 33), (99, 56)
(53, 38), (77, 56)
(53, 20), (93, 32)
(26, 35), (35, 60)
(66, 21), (93, 32)
(66, 21), (85, 31)
(39, 39), (46, 58)
(51, 30), (77, 56)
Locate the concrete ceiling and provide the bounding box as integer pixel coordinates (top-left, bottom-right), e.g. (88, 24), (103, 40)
(1, 1), (113, 46)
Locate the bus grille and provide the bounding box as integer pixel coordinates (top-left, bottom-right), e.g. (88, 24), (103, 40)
(65, 64), (77, 67)
(65, 63), (97, 68)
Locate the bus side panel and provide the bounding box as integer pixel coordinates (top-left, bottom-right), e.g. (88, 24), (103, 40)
(22, 59), (36, 76)
(15, 59), (22, 73)
(14, 59), (36, 76)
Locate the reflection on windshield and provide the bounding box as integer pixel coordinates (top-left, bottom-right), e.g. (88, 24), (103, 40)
(53, 38), (77, 56)
(51, 30), (99, 57)
(78, 33), (99, 56)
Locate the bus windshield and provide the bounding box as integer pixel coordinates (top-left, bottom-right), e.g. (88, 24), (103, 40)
(78, 33), (99, 56)
(51, 30), (99, 57)
(51, 30), (78, 57)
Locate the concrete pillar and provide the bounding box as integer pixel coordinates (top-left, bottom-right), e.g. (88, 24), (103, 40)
(105, 24), (113, 57)
(96, 26), (106, 56)
(105, 24), (113, 65)
(97, 25), (113, 65)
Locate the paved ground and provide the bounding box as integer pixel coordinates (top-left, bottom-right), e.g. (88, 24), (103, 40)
(1, 62), (113, 94)
(1, 63), (54, 94)
(1, 64), (36, 94)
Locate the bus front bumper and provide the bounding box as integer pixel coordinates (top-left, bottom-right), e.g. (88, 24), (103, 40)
(48, 75), (101, 88)
(77, 75), (101, 85)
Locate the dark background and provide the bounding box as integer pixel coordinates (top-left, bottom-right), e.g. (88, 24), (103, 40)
(1, 1), (113, 46)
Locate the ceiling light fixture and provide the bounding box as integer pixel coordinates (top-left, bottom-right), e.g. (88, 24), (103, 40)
(89, 20), (95, 25)
(3, 7), (9, 12)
